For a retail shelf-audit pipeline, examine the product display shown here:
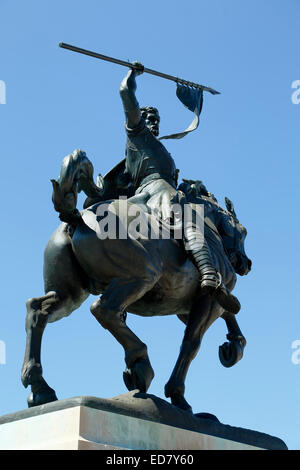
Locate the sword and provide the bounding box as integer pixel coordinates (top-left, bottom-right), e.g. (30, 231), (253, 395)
(59, 42), (220, 95)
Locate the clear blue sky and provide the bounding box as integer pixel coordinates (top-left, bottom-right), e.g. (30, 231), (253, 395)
(0, 0), (299, 450)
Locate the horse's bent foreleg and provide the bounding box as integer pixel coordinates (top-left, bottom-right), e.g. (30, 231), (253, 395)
(219, 311), (246, 367)
(91, 277), (156, 393)
(165, 295), (215, 412)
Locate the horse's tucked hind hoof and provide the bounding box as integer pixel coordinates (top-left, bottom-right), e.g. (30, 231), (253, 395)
(27, 387), (58, 408)
(123, 357), (154, 393)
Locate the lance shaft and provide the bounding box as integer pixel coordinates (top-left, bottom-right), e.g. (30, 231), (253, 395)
(59, 42), (220, 95)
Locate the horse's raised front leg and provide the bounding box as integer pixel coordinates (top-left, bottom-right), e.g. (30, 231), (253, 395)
(165, 295), (220, 412)
(91, 277), (156, 393)
(219, 311), (246, 367)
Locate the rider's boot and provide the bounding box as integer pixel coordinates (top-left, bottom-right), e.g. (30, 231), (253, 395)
(184, 225), (240, 314)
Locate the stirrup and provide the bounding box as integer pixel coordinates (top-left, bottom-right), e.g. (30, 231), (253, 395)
(200, 271), (222, 293)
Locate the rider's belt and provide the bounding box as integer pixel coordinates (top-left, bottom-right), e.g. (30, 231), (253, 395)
(139, 173), (177, 189)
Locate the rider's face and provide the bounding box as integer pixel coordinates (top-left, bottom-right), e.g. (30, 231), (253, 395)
(145, 112), (160, 137)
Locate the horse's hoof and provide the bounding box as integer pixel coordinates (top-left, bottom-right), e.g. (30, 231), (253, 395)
(170, 394), (193, 413)
(219, 335), (246, 368)
(165, 380), (192, 413)
(164, 378), (185, 399)
(27, 388), (58, 408)
(123, 369), (135, 391)
(123, 357), (154, 393)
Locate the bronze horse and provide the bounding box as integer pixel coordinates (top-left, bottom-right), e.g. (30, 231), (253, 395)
(21, 150), (251, 412)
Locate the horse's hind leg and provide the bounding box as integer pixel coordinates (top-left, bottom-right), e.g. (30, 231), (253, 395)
(21, 292), (60, 406)
(91, 277), (156, 393)
(22, 286), (89, 407)
(21, 225), (89, 407)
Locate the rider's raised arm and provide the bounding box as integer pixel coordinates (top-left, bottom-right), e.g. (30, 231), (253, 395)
(119, 64), (144, 130)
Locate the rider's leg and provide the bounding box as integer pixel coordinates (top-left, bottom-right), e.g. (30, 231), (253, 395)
(183, 224), (240, 314)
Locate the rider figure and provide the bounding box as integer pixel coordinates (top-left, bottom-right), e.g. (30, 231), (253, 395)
(119, 64), (239, 314)
(119, 64), (178, 222)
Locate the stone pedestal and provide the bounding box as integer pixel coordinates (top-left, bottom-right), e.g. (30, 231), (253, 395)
(0, 392), (287, 450)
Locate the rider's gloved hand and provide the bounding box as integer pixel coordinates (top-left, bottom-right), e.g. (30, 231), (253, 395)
(131, 61), (144, 76)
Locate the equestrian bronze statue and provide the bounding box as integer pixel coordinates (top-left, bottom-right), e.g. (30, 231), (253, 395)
(21, 59), (251, 413)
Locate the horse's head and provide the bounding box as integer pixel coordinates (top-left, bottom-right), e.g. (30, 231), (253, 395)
(219, 197), (252, 276)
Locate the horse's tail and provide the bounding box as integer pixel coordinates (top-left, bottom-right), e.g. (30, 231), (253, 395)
(51, 149), (102, 227)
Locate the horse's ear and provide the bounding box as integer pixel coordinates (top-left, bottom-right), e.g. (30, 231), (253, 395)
(225, 197), (238, 220)
(97, 173), (105, 191)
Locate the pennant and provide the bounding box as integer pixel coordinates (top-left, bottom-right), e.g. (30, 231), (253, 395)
(159, 84), (203, 140)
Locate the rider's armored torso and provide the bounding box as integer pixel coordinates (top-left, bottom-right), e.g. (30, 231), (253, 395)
(125, 119), (177, 189)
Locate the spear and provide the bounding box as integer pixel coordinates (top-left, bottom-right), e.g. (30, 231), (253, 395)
(59, 42), (220, 95)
